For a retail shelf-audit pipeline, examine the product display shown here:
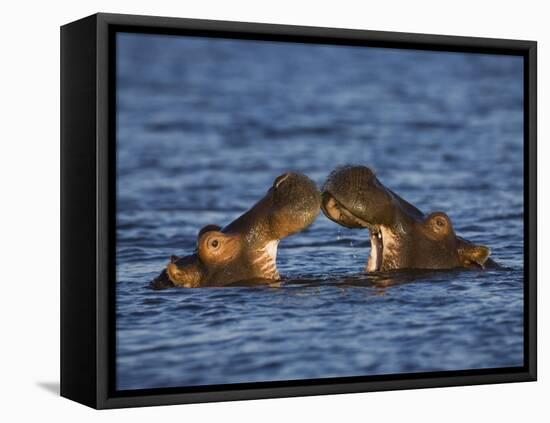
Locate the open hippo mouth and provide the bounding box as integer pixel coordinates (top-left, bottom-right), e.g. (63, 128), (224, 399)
(322, 192), (390, 272)
(321, 165), (494, 272)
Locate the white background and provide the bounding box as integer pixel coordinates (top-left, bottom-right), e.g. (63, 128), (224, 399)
(0, 0), (546, 421)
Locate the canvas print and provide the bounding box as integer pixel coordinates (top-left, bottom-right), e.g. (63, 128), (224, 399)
(115, 32), (524, 391)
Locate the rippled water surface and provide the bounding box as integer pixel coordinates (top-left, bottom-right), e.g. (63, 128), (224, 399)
(116, 33), (524, 390)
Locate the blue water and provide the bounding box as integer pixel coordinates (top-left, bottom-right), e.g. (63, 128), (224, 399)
(115, 33), (524, 390)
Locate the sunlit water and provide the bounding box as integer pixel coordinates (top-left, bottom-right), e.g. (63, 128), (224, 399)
(116, 33), (524, 390)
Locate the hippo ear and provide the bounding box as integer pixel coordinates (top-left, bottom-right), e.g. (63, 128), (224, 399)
(197, 231), (240, 264)
(459, 244), (491, 269)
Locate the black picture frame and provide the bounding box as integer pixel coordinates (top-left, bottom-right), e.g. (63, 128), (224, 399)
(60, 12), (537, 409)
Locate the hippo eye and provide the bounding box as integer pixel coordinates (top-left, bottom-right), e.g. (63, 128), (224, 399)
(436, 218), (445, 227)
(210, 239), (219, 249)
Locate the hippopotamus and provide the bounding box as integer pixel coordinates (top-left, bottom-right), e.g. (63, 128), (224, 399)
(321, 165), (498, 272)
(150, 172), (321, 288)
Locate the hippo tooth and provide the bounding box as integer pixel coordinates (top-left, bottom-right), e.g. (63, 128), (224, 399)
(251, 240), (280, 279)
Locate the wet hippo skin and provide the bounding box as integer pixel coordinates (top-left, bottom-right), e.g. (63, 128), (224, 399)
(150, 172), (321, 288)
(321, 165), (499, 272)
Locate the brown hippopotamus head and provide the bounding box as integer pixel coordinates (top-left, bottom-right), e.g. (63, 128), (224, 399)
(321, 165), (496, 272)
(151, 172), (321, 288)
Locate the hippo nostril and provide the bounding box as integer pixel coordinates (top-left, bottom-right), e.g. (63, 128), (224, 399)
(356, 166), (376, 185)
(273, 173), (290, 189)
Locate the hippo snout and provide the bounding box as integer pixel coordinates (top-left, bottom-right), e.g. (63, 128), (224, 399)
(323, 165), (377, 197)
